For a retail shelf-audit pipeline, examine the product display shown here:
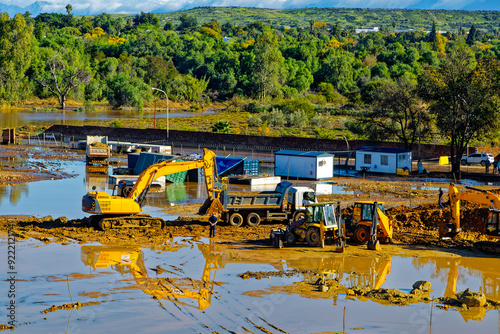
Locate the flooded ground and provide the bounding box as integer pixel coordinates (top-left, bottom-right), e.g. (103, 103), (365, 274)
(0, 108), (217, 128)
(2, 144), (500, 333)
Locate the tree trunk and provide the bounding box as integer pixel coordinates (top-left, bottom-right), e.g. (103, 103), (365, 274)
(60, 95), (66, 110)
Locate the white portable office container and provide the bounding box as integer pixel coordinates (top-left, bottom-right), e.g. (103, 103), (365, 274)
(274, 150), (334, 180)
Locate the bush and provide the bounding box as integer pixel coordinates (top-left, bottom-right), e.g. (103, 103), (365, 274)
(311, 114), (331, 128)
(274, 99), (315, 118)
(305, 94), (327, 106)
(247, 114), (262, 127)
(288, 109), (309, 130)
(110, 120), (123, 128)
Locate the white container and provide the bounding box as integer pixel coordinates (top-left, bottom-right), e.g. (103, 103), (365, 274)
(274, 150), (334, 180)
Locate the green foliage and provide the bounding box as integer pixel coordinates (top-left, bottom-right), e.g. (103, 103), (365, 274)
(106, 72), (152, 110)
(274, 99), (315, 118)
(110, 119), (123, 127)
(211, 121), (233, 133)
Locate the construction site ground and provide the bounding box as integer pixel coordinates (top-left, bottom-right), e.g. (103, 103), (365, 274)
(1, 143), (500, 333)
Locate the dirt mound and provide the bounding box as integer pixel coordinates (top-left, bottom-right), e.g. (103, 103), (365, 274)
(387, 203), (489, 234)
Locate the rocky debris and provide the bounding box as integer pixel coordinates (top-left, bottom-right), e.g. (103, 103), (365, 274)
(0, 324), (14, 331)
(238, 269), (309, 280)
(41, 301), (100, 314)
(436, 289), (500, 314)
(412, 280), (432, 293)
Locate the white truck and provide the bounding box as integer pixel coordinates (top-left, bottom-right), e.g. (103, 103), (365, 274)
(86, 136), (110, 167)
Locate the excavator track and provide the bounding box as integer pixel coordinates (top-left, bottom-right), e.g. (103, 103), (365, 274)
(89, 214), (164, 230)
(473, 241), (500, 254)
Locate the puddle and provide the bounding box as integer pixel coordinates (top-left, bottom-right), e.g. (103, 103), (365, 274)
(2, 237), (500, 333)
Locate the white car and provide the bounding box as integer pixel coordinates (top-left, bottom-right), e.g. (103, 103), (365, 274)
(460, 153), (495, 166)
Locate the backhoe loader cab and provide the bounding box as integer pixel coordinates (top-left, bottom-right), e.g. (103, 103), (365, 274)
(486, 210), (500, 238)
(344, 201), (393, 244)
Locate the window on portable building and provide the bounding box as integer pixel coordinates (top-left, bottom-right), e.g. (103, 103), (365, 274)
(381, 155), (389, 165)
(364, 154), (371, 164)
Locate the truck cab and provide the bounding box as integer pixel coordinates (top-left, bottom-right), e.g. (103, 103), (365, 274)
(287, 186), (317, 221)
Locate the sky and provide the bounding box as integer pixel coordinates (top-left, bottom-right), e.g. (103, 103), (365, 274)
(2, 0), (499, 16)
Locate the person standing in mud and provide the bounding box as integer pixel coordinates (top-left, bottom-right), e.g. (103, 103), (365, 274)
(486, 159), (491, 174)
(438, 187), (444, 209)
(209, 214), (217, 238)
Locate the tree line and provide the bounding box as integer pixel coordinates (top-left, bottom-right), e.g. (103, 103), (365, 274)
(2, 9), (500, 173)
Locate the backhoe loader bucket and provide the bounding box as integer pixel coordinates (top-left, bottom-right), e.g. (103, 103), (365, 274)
(367, 238), (381, 250)
(198, 197), (223, 216)
(334, 239), (345, 253)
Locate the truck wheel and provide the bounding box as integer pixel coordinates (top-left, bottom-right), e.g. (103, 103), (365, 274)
(246, 213), (261, 227)
(353, 225), (370, 244)
(229, 213), (244, 227)
(285, 231), (296, 245)
(306, 227), (320, 247)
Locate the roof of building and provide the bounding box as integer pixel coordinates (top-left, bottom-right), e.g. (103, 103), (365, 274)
(355, 146), (412, 154)
(275, 150), (334, 158)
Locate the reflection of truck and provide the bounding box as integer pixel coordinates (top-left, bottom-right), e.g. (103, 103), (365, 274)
(86, 136), (110, 166)
(220, 181), (316, 227)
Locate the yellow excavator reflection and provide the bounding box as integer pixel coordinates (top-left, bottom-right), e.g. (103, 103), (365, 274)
(80, 242), (224, 311)
(413, 257), (500, 322)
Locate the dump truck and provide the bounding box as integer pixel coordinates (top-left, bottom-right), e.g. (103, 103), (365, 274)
(86, 135), (110, 166)
(218, 181), (316, 227)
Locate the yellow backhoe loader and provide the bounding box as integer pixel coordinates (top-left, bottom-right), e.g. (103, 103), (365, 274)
(82, 148), (220, 230)
(343, 201), (393, 245)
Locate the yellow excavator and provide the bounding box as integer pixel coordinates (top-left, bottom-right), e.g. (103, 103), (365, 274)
(80, 242), (223, 311)
(441, 183), (500, 252)
(82, 148), (221, 230)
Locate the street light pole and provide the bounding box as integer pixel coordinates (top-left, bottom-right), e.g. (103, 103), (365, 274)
(151, 87), (169, 139)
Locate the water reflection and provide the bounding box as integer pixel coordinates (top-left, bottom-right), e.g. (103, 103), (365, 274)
(80, 241), (224, 310)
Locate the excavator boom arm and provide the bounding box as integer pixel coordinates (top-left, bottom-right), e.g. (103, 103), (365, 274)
(128, 148), (217, 201)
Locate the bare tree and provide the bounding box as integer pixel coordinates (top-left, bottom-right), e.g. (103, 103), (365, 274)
(38, 52), (91, 110)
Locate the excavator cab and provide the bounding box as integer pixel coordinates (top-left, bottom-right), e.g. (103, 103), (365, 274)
(485, 210), (500, 238)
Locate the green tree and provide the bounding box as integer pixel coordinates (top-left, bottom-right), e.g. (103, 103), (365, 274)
(38, 49), (92, 109)
(106, 72), (152, 110)
(65, 4), (72, 15)
(178, 14), (197, 33)
(428, 21), (437, 43)
(419, 46), (500, 174)
(211, 121), (233, 133)
(0, 14), (33, 105)
(252, 30), (286, 100)
(466, 24), (477, 46)
(362, 77), (430, 150)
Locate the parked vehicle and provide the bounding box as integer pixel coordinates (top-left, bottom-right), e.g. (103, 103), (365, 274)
(343, 201), (393, 244)
(460, 153), (494, 166)
(86, 136), (110, 166)
(270, 202), (342, 249)
(219, 181), (316, 227)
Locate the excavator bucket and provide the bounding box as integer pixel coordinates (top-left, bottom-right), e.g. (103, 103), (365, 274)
(439, 222), (461, 239)
(198, 197), (223, 216)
